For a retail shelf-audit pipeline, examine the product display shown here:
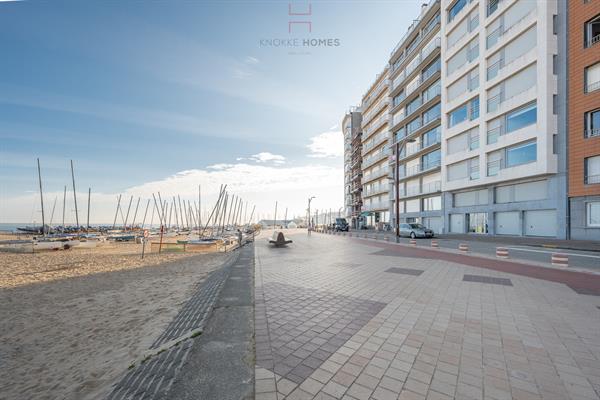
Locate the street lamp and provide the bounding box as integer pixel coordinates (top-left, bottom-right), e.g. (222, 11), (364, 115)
(307, 196), (315, 230)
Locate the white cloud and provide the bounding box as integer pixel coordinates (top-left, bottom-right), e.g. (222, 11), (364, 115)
(0, 162), (343, 224)
(237, 152), (286, 164)
(307, 131), (343, 158)
(244, 56), (260, 65)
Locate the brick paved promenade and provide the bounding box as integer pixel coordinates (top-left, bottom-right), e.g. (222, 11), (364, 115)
(255, 231), (600, 400)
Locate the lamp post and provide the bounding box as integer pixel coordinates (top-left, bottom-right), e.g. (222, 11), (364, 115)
(307, 196), (315, 231)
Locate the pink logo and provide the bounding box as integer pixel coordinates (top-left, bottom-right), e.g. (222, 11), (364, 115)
(288, 2), (312, 33)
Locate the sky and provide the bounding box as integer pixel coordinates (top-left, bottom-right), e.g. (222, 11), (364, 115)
(0, 0), (422, 224)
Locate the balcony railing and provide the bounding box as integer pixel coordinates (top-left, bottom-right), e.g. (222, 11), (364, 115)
(401, 180), (441, 198)
(588, 34), (600, 48)
(363, 148), (391, 169)
(362, 132), (388, 155)
(400, 134), (441, 161)
(587, 80), (600, 93)
(363, 167), (390, 182)
(487, 125), (504, 144)
(586, 174), (600, 185)
(362, 78), (390, 110)
(363, 200), (389, 211)
(363, 185), (389, 197)
(363, 114), (389, 139)
(486, 0), (503, 17)
(586, 128), (600, 138)
(362, 98), (390, 125)
(486, 8), (536, 50)
(391, 1), (440, 67)
(487, 159), (503, 176)
(399, 159), (441, 178)
(391, 37), (441, 91)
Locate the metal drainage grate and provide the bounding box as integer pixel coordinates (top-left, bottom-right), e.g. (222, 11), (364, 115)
(330, 262), (362, 268)
(385, 267), (424, 276)
(463, 274), (512, 286)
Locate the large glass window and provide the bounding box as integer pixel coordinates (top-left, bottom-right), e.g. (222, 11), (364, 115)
(449, 104), (468, 127)
(585, 14), (600, 48)
(422, 149), (441, 169)
(506, 141), (536, 167)
(588, 202), (600, 227)
(448, 0), (467, 22)
(423, 102), (441, 124)
(423, 196), (442, 211)
(422, 126), (441, 147)
(586, 62), (600, 93)
(506, 102), (537, 132)
(586, 155), (600, 184)
(467, 212), (488, 234)
(585, 109), (600, 138)
(422, 57), (441, 81)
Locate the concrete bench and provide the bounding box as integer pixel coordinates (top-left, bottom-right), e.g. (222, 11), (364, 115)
(269, 231), (292, 247)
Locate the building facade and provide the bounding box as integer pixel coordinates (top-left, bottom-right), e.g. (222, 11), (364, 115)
(440, 0), (566, 238)
(360, 68), (391, 229)
(388, 0), (444, 234)
(343, 109), (363, 229)
(568, 0), (600, 240)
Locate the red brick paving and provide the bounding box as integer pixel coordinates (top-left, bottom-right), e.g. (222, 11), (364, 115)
(348, 236), (600, 296)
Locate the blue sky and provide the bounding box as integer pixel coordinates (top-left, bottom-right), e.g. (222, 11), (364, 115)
(0, 0), (422, 223)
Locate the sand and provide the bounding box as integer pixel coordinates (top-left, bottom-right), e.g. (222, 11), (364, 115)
(0, 243), (236, 400)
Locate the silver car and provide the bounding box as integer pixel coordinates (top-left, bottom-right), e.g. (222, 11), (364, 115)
(399, 223), (434, 238)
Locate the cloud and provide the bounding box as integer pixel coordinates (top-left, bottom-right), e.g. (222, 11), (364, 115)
(307, 131), (343, 158)
(244, 56), (260, 65)
(1, 161), (344, 224)
(237, 152), (286, 164)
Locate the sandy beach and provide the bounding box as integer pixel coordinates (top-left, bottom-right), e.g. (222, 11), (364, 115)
(0, 242), (236, 400)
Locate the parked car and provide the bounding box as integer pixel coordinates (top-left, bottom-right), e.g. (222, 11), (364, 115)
(334, 217), (349, 232)
(399, 223), (434, 238)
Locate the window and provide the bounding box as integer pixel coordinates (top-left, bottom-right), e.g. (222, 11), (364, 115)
(447, 127), (478, 154)
(423, 102), (441, 124)
(422, 126), (441, 148)
(393, 92), (405, 107)
(487, 63), (536, 112)
(423, 80), (441, 103)
(585, 155), (600, 184)
(487, 27), (536, 81)
(585, 14), (600, 47)
(495, 180), (548, 203)
(585, 62), (600, 93)
(454, 189), (487, 206)
(506, 141), (536, 167)
(587, 202), (600, 227)
(447, 36), (478, 76)
(506, 102), (537, 132)
(448, 97), (479, 128)
(447, 68), (479, 99)
(406, 97), (422, 116)
(422, 57), (441, 81)
(423, 196), (442, 211)
(448, 0), (467, 22)
(422, 149), (441, 169)
(487, 0), (499, 16)
(586, 109), (600, 138)
(447, 157), (479, 181)
(488, 140), (537, 175)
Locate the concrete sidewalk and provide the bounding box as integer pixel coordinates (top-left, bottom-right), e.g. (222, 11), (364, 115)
(255, 230), (600, 400)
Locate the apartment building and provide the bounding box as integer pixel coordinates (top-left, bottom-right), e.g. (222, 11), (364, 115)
(343, 109), (363, 229)
(388, 0), (444, 234)
(568, 0), (600, 240)
(360, 68), (391, 228)
(439, 0), (567, 238)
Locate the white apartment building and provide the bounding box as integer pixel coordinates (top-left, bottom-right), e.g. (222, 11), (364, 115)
(440, 0), (566, 237)
(360, 68), (391, 228)
(388, 0), (444, 234)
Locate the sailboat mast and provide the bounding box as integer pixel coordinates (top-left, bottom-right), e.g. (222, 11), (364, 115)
(49, 196), (57, 228)
(123, 195), (133, 231)
(87, 188), (91, 230)
(70, 160), (79, 229)
(141, 199), (150, 228)
(62, 185), (66, 230)
(112, 194), (122, 229)
(273, 201), (278, 231)
(131, 197), (140, 229)
(37, 158), (46, 236)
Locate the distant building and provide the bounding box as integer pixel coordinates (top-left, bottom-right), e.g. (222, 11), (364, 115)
(343, 109), (363, 229)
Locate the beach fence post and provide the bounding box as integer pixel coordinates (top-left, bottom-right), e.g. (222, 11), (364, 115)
(142, 229), (149, 259)
(159, 225), (164, 253)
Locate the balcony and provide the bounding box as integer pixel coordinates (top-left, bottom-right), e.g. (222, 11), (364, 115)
(363, 148), (391, 169)
(486, 8), (536, 50)
(362, 132), (388, 155)
(363, 114), (389, 139)
(362, 79), (390, 110)
(363, 167), (390, 183)
(399, 180), (441, 199)
(391, 9), (441, 71)
(399, 133), (441, 161)
(405, 63), (441, 100)
(363, 184), (389, 198)
(391, 37), (441, 92)
(586, 174), (600, 185)
(362, 98), (390, 126)
(398, 159), (441, 179)
(363, 200), (389, 212)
